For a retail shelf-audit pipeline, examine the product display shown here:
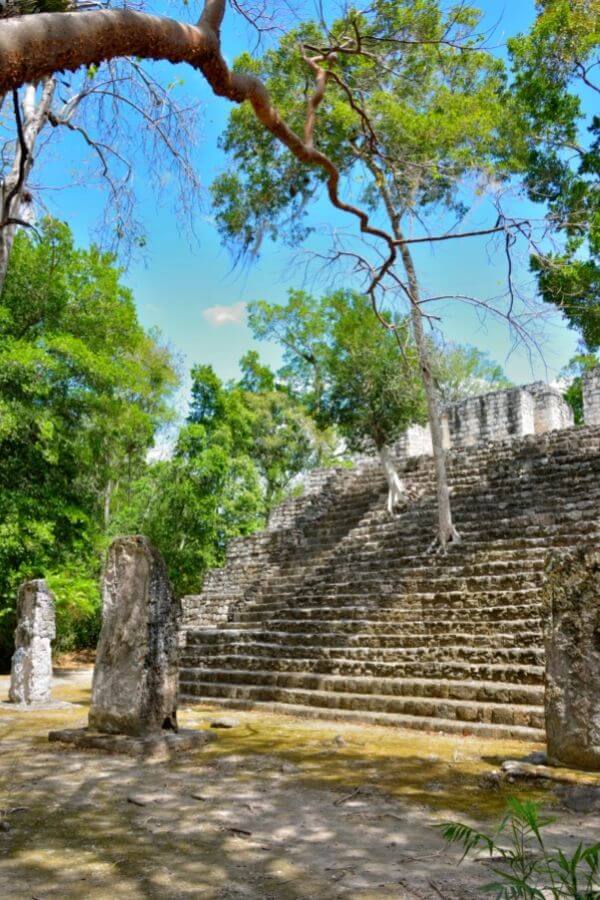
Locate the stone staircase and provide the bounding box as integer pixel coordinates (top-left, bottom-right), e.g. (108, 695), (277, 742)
(179, 426), (600, 741)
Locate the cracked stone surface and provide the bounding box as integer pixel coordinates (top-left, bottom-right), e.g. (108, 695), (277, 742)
(544, 548), (600, 770)
(9, 579), (56, 706)
(89, 536), (181, 737)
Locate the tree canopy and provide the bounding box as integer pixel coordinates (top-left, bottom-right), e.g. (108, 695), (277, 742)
(211, 1), (515, 259)
(248, 288), (511, 452)
(0, 218), (177, 664)
(510, 0), (600, 349)
(111, 355), (334, 596)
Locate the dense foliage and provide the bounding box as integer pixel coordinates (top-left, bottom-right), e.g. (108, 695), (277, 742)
(561, 352), (600, 422)
(0, 220), (177, 666)
(249, 289), (511, 452)
(111, 357), (331, 596)
(510, 0), (600, 349)
(211, 1), (514, 259)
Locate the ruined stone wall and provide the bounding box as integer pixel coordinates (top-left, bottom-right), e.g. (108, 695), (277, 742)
(436, 382), (573, 451)
(444, 387), (536, 447)
(393, 424), (433, 457)
(527, 382), (574, 433)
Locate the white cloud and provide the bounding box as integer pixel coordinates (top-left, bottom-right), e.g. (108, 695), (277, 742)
(202, 301), (247, 326)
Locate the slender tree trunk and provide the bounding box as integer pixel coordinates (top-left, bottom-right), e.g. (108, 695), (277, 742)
(378, 444), (408, 515)
(0, 78), (55, 293)
(397, 239), (459, 549)
(366, 163), (458, 549)
(103, 479), (114, 527)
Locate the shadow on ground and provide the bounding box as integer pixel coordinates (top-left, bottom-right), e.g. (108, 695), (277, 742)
(0, 669), (599, 899)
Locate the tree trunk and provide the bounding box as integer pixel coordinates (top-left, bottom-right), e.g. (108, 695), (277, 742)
(103, 479), (115, 527)
(378, 444), (408, 515)
(0, 78), (55, 293)
(398, 240), (459, 549)
(367, 162), (459, 549)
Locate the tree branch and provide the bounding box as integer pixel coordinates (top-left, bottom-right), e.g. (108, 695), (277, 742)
(1, 88), (28, 226)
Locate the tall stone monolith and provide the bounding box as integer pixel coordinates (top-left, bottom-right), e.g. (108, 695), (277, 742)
(9, 579), (56, 705)
(544, 549), (600, 770)
(88, 535), (181, 736)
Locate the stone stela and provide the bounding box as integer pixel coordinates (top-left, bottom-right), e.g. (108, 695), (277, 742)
(544, 549), (600, 770)
(49, 536), (213, 757)
(9, 579), (56, 706)
(89, 534), (180, 736)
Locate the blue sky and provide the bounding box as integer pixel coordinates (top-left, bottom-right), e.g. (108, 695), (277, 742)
(35, 0), (583, 413)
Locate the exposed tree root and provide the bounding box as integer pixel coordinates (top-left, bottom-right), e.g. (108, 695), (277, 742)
(427, 527), (461, 556)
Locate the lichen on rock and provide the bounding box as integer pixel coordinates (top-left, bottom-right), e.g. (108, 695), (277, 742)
(89, 535), (181, 736)
(543, 548), (600, 771)
(9, 579), (56, 706)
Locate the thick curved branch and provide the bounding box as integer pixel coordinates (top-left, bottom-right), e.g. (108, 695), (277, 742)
(0, 10), (212, 90)
(0, 4), (397, 293)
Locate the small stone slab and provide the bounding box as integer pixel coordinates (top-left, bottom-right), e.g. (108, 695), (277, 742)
(210, 717), (241, 729)
(127, 792), (178, 807)
(48, 727), (215, 758)
(501, 760), (600, 784)
(9, 579), (56, 706)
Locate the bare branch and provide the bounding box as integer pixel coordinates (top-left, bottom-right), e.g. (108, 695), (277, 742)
(1, 89), (28, 227)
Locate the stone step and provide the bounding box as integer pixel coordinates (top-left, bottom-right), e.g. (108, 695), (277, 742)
(274, 529), (597, 571)
(179, 652), (545, 684)
(226, 608), (543, 628)
(306, 516), (600, 547)
(180, 679), (544, 730)
(186, 628), (542, 651)
(336, 482), (600, 514)
(178, 692), (545, 742)
(273, 556), (549, 580)
(220, 521), (597, 573)
(184, 646), (543, 667)
(298, 506), (599, 541)
(215, 616), (543, 635)
(229, 591), (545, 616)
(181, 667), (544, 705)
(239, 578), (547, 610)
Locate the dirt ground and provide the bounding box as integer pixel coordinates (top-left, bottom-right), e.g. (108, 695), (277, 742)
(1, 668), (599, 899)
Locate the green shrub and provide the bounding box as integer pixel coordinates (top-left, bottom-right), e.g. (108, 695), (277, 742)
(47, 565), (102, 656)
(440, 797), (600, 898)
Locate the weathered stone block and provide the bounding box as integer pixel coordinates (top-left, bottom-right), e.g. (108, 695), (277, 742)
(48, 727), (214, 759)
(544, 549), (600, 770)
(89, 536), (181, 736)
(526, 382), (574, 433)
(444, 387), (536, 448)
(583, 367), (600, 426)
(394, 424), (433, 458)
(9, 579), (55, 705)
